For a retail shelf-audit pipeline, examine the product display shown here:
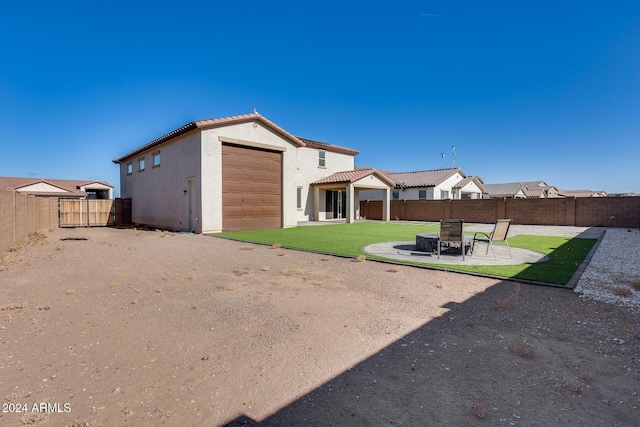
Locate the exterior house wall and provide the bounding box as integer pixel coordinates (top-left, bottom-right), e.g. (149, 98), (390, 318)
(457, 181), (484, 199)
(200, 122), (302, 232)
(79, 183), (114, 199)
(120, 131), (202, 231)
(296, 146), (355, 221)
(434, 173), (465, 199)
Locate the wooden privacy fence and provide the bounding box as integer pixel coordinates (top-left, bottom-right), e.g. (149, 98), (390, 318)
(359, 197), (640, 228)
(59, 199), (116, 227)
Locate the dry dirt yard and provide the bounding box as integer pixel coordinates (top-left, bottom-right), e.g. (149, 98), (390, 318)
(0, 227), (638, 427)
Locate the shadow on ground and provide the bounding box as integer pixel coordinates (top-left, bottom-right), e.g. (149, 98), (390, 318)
(223, 280), (638, 427)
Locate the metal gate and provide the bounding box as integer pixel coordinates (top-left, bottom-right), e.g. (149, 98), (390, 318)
(58, 199), (116, 227)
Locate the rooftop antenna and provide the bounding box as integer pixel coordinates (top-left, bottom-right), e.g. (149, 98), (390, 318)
(451, 145), (456, 168)
(440, 152), (445, 168)
(252, 106), (258, 114)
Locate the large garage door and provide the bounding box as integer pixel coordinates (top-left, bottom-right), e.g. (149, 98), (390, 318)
(222, 144), (282, 231)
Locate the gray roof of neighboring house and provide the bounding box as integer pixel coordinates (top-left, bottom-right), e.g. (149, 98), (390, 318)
(386, 168), (465, 188)
(312, 168), (396, 187)
(522, 187), (546, 198)
(483, 183), (526, 197)
(0, 177), (113, 197)
(558, 190), (608, 197)
(113, 113), (360, 163)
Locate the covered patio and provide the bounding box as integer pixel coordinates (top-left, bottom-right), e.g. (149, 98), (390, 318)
(310, 168), (395, 224)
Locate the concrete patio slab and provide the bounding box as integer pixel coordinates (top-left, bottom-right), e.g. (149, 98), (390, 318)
(362, 241), (548, 266)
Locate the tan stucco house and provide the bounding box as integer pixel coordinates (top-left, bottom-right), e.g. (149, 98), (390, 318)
(113, 113), (393, 233)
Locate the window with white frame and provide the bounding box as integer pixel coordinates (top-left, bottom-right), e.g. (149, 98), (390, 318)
(419, 190), (427, 200)
(318, 151), (326, 167)
(441, 190), (449, 199)
(152, 151), (161, 168)
(126, 162), (133, 175)
(392, 190), (400, 200)
(138, 157), (145, 171)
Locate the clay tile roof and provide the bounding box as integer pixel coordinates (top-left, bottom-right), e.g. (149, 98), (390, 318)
(483, 183), (525, 196)
(297, 137), (360, 156)
(522, 187), (546, 198)
(113, 113), (307, 163)
(0, 177), (112, 197)
(312, 168), (395, 187)
(387, 168), (464, 188)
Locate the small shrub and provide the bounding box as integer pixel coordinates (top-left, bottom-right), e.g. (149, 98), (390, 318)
(234, 268), (250, 276)
(355, 255), (366, 262)
(386, 266), (402, 273)
(553, 332), (566, 341)
(568, 381), (583, 394)
(282, 268), (303, 276)
(508, 340), (534, 359)
(492, 298), (511, 311)
(612, 287), (632, 297)
(271, 243), (282, 249)
(472, 405), (487, 419)
(568, 305), (584, 314)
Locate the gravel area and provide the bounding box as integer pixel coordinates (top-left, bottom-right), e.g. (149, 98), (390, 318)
(575, 228), (640, 312)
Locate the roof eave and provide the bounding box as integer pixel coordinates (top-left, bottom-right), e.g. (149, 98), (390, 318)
(113, 113), (307, 164)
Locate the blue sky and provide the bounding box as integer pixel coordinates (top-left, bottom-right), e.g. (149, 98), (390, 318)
(2, 1), (639, 195)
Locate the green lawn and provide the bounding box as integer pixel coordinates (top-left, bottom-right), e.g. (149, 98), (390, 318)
(214, 222), (596, 286)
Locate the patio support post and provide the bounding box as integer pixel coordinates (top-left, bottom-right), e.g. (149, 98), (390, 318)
(382, 187), (390, 221)
(312, 186), (320, 222)
(346, 183), (355, 223)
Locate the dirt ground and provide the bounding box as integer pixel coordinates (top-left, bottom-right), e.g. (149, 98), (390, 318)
(0, 227), (638, 426)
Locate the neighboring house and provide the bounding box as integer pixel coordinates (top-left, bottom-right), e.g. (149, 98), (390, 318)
(359, 168), (485, 201)
(112, 112), (393, 233)
(608, 192), (638, 197)
(484, 181), (559, 199)
(0, 177), (114, 199)
(558, 190), (608, 198)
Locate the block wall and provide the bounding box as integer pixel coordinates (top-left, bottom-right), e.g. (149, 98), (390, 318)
(359, 197), (640, 228)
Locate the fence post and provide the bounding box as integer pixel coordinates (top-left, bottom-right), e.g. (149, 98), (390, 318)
(565, 196), (576, 226)
(12, 190), (16, 247)
(497, 197), (506, 219)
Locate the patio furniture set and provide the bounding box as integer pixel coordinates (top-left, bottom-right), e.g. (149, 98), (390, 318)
(415, 219), (513, 261)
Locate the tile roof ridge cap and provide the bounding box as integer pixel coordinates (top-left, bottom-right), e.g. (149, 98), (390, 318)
(392, 167), (456, 174)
